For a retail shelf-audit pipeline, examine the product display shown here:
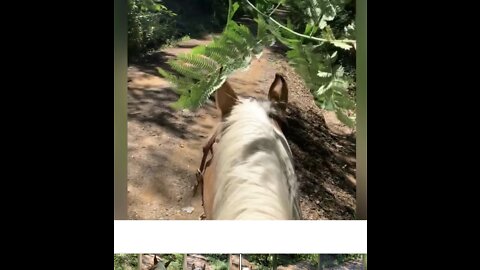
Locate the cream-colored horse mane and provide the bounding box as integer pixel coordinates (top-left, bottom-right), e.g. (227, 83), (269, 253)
(207, 74), (302, 220)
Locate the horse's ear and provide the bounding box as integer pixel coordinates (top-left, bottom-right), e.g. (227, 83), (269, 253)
(216, 80), (238, 117)
(192, 263), (196, 270)
(268, 73), (288, 111)
(202, 264), (206, 270)
(154, 255), (158, 265)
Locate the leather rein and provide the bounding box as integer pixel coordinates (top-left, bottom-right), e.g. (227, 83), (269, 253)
(194, 127), (219, 207)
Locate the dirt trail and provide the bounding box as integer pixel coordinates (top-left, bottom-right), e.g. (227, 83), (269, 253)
(127, 35), (356, 220)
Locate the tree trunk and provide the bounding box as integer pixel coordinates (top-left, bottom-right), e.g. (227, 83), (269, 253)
(272, 254), (277, 270)
(317, 254), (322, 270)
(183, 254), (188, 270)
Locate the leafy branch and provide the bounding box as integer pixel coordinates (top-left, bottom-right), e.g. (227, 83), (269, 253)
(158, 0), (356, 128)
(245, 0), (355, 50)
(158, 1), (261, 110)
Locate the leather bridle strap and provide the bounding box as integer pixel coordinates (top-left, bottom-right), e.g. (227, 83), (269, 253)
(194, 128), (219, 206)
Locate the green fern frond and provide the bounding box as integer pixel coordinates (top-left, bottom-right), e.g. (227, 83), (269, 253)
(233, 24), (257, 47)
(256, 15), (276, 47)
(158, 1), (262, 110)
(191, 44), (207, 55)
(157, 67), (179, 86)
(168, 59), (204, 81)
(159, 0), (356, 127)
(177, 54), (220, 74)
(222, 29), (251, 54)
(171, 71), (226, 110)
(204, 46), (237, 66)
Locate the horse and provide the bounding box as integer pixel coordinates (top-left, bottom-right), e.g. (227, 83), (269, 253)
(147, 255), (169, 270)
(196, 73), (302, 220)
(191, 263), (206, 270)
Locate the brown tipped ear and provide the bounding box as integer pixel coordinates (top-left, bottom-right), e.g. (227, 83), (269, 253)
(154, 255), (158, 265)
(268, 73), (288, 111)
(216, 80), (238, 117)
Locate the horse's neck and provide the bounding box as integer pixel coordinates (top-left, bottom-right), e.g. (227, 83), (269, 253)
(215, 156), (294, 219)
(212, 114), (298, 219)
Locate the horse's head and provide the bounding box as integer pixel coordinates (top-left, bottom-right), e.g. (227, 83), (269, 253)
(191, 263), (206, 270)
(198, 73), (301, 220)
(215, 73), (289, 124)
(148, 256), (167, 270)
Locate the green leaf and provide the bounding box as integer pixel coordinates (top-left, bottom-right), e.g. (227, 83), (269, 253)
(256, 15), (268, 40)
(335, 65), (344, 77)
(158, 3), (262, 110)
(330, 51), (338, 63)
(285, 18), (297, 39)
(335, 94), (356, 110)
(157, 67), (180, 89)
(322, 25), (335, 40)
(317, 70), (332, 78)
(204, 46), (236, 65)
(344, 21), (356, 39)
(331, 78), (349, 92)
(335, 110), (355, 128)
(191, 45), (207, 55)
(171, 94), (191, 110)
(304, 23), (314, 35)
(316, 91), (335, 110)
(331, 40), (352, 50)
(229, 2), (240, 21)
(318, 19), (328, 30)
(316, 81), (332, 96)
(319, 0), (337, 22)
